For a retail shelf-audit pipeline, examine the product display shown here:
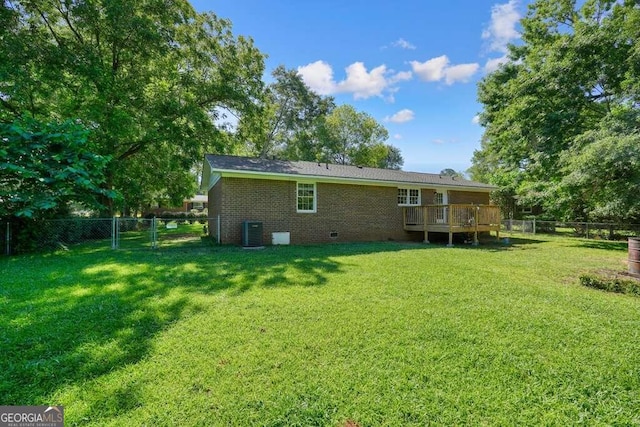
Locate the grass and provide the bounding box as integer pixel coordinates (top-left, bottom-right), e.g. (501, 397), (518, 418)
(1, 235), (639, 425)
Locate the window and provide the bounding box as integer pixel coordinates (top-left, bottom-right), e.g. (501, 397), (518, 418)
(397, 188), (420, 206)
(297, 182), (316, 213)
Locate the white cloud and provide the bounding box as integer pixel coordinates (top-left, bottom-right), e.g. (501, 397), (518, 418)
(410, 56), (449, 82)
(484, 55), (509, 73)
(393, 134), (402, 140)
(337, 62), (388, 99)
(472, 115), (481, 125)
(411, 56), (479, 85)
(444, 63), (480, 84)
(432, 138), (458, 145)
(482, 0), (521, 53)
(392, 38), (417, 50)
(297, 60), (336, 95)
(298, 60), (412, 100)
(385, 109), (415, 123)
(390, 70), (412, 83)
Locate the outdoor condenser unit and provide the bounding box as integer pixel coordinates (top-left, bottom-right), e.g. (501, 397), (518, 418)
(242, 221), (263, 247)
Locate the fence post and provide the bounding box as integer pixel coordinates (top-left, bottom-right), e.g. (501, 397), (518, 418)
(5, 221), (10, 256)
(217, 214), (221, 244)
(111, 217), (119, 249)
(533, 218), (536, 235)
(586, 222), (589, 239)
(151, 217), (158, 249)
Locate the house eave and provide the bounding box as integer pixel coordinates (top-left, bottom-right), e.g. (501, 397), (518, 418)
(212, 168), (496, 193)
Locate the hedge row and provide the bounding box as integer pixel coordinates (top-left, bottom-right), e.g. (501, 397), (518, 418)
(146, 211), (208, 224)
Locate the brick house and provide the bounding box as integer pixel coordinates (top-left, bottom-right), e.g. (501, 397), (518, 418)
(202, 155), (499, 245)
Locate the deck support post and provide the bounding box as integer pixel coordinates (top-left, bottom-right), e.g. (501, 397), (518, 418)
(446, 206), (454, 247)
(473, 206), (479, 246)
(423, 230), (430, 244)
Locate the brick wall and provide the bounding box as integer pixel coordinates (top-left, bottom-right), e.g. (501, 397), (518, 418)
(213, 177), (421, 245)
(207, 179), (223, 238)
(448, 190), (490, 205)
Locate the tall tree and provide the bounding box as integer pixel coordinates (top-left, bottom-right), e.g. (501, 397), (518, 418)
(236, 68), (403, 169)
(471, 0), (640, 221)
(0, 0), (265, 213)
(237, 66), (335, 159)
(317, 105), (403, 169)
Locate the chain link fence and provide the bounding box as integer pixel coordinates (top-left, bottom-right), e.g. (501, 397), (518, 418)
(502, 219), (640, 239)
(5, 216), (638, 255)
(2, 216), (220, 255)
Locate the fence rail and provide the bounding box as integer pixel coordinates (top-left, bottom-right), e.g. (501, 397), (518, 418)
(502, 219), (640, 239)
(2, 216), (221, 255)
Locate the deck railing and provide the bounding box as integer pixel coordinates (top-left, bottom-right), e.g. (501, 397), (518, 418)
(404, 204), (501, 245)
(404, 204), (501, 228)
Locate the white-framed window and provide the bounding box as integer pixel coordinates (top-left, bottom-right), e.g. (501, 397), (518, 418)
(297, 182), (316, 213)
(521, 206), (533, 214)
(397, 188), (420, 206)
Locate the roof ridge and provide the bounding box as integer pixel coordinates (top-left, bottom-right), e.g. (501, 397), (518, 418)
(204, 154), (495, 189)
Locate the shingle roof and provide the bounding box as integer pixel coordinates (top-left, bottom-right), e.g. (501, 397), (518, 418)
(205, 154), (496, 190)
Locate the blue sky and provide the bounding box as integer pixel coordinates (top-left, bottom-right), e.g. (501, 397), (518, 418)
(192, 0), (528, 174)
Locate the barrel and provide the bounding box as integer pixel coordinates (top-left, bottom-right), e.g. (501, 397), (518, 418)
(629, 238), (640, 277)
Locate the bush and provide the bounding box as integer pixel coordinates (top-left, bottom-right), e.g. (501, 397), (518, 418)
(579, 273), (640, 297)
(156, 211), (208, 224)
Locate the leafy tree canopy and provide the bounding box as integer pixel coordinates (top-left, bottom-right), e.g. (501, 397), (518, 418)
(1, 0), (265, 213)
(471, 0), (640, 221)
(317, 105), (403, 169)
(237, 67), (403, 169)
(0, 116), (116, 219)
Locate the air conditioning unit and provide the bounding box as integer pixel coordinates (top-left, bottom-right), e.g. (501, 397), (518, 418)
(242, 221), (263, 247)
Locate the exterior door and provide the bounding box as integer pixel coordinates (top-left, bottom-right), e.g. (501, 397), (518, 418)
(435, 191), (448, 223)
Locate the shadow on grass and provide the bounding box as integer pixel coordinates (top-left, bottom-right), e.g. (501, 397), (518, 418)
(422, 235), (548, 252)
(569, 239), (630, 252)
(0, 241), (417, 408)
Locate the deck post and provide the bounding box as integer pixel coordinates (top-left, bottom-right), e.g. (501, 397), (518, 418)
(447, 206), (454, 247)
(423, 206), (430, 243)
(473, 206), (479, 246)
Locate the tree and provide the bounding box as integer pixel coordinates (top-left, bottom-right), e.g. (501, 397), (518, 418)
(317, 105), (403, 169)
(237, 66), (335, 159)
(553, 110), (640, 222)
(0, 0), (265, 213)
(439, 169), (467, 179)
(235, 69), (403, 169)
(0, 116), (115, 219)
(471, 0), (640, 221)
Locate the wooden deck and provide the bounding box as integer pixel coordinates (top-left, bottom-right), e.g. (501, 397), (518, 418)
(403, 204), (501, 246)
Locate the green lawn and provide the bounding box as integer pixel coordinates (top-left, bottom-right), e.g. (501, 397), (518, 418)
(1, 236), (639, 425)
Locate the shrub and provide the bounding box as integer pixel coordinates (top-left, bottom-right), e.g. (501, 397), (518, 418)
(156, 211), (208, 224)
(579, 273), (640, 297)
